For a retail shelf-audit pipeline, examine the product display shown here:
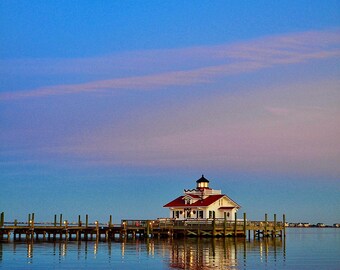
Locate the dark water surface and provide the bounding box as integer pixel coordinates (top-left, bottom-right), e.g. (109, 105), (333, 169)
(0, 228), (339, 269)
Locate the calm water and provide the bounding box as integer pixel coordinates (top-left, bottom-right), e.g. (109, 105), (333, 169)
(0, 228), (339, 269)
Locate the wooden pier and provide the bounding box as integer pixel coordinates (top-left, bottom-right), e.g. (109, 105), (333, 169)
(0, 212), (286, 242)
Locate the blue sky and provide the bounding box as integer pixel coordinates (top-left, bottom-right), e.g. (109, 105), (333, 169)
(1, 1), (339, 225)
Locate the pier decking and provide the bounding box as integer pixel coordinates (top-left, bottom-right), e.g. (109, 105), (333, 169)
(0, 212), (285, 241)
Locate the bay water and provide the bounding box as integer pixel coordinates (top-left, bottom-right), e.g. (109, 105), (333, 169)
(0, 228), (339, 269)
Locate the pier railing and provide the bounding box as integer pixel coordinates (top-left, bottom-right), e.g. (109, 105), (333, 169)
(121, 218), (284, 230)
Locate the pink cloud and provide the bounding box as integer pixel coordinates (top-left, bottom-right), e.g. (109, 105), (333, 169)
(1, 29), (340, 101)
(34, 77), (338, 176)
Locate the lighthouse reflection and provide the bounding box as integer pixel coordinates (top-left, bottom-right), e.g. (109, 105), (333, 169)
(166, 237), (284, 269)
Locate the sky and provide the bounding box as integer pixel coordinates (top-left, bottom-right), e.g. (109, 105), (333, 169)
(1, 1), (339, 225)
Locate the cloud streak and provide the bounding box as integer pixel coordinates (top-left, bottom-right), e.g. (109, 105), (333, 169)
(22, 77), (338, 177)
(1, 30), (340, 101)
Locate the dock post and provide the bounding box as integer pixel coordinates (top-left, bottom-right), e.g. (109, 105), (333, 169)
(95, 221), (99, 240)
(85, 215), (89, 240)
(223, 212), (227, 237)
(76, 216), (80, 241)
(234, 213), (237, 236)
(274, 214), (277, 237)
(64, 220), (68, 240)
(14, 219), (17, 240)
(0, 212), (4, 227)
(32, 213), (35, 227)
(212, 212), (216, 237)
(28, 213), (31, 226)
(243, 213), (247, 238)
(59, 214), (63, 239)
(283, 214), (286, 237)
(109, 215), (112, 228)
(146, 220), (150, 238)
(53, 214), (57, 240)
(264, 213), (268, 237)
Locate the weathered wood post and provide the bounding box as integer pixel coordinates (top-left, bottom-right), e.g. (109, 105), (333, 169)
(273, 214), (277, 237)
(146, 220), (150, 238)
(0, 212), (4, 227)
(106, 215), (112, 241)
(223, 212), (227, 237)
(31, 213), (38, 240)
(86, 214), (89, 228)
(64, 220), (68, 240)
(212, 212), (216, 236)
(53, 215), (57, 240)
(109, 215), (112, 228)
(26, 213), (31, 240)
(13, 219), (18, 240)
(32, 213), (35, 227)
(234, 212), (237, 236)
(283, 214), (286, 237)
(264, 213), (268, 237)
(95, 221), (99, 240)
(243, 213), (247, 238)
(78, 215), (81, 226)
(59, 214), (63, 239)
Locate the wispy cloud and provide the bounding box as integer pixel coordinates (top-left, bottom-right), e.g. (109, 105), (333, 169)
(1, 30), (339, 101)
(27, 78), (338, 176)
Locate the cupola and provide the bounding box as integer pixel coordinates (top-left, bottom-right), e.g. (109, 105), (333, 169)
(196, 174), (209, 189)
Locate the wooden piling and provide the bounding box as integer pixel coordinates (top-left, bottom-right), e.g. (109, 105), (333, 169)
(109, 215), (112, 228)
(274, 214), (277, 236)
(234, 213), (237, 236)
(212, 212), (216, 236)
(86, 214), (89, 228)
(283, 214), (286, 237)
(32, 213), (35, 226)
(64, 220), (68, 240)
(264, 213), (268, 236)
(146, 220), (150, 238)
(223, 212), (227, 236)
(243, 213), (247, 237)
(78, 215), (81, 226)
(0, 212), (4, 227)
(54, 215), (57, 226)
(95, 221), (99, 240)
(59, 214), (63, 239)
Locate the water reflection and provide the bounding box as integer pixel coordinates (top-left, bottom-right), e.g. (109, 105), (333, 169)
(0, 237), (285, 269)
(165, 237), (284, 269)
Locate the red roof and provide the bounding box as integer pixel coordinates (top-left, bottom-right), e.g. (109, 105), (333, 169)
(218, 207), (235, 210)
(163, 194), (224, 208)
